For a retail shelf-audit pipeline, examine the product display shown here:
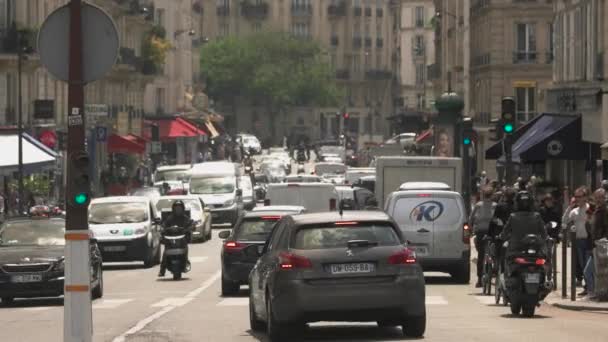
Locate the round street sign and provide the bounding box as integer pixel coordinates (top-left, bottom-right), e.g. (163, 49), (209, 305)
(38, 3), (119, 83)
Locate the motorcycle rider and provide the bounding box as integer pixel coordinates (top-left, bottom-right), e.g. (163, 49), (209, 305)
(158, 200), (193, 277)
(539, 193), (562, 240)
(295, 140), (307, 163)
(499, 191), (548, 276)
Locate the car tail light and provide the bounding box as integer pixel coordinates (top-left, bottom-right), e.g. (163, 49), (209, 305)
(278, 252), (312, 270)
(388, 248), (417, 265)
(223, 241), (245, 253)
(535, 258), (546, 265)
(329, 199), (337, 211)
(264, 199), (271, 206)
(417, 194), (431, 197)
(514, 257), (529, 265)
(463, 223), (471, 244)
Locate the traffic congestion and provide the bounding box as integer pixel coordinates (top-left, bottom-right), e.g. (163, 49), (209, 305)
(1, 135), (606, 342)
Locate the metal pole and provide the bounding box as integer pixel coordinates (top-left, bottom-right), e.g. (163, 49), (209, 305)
(64, 1), (92, 341)
(17, 33), (24, 215)
(570, 230), (577, 301)
(561, 227), (567, 298)
(504, 135), (514, 185)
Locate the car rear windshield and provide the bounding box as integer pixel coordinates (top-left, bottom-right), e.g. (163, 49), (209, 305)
(236, 218), (280, 241)
(0, 220), (65, 246)
(293, 224), (401, 250)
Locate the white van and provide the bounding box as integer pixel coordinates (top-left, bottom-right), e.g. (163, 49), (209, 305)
(384, 189), (470, 283)
(345, 167), (375, 185)
(265, 183), (338, 213)
(314, 162), (347, 176)
(189, 162), (243, 226)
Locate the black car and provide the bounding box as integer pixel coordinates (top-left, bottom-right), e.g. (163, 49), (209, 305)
(0, 217), (103, 305)
(219, 211), (289, 296)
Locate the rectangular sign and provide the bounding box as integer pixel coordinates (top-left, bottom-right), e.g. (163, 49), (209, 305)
(85, 104), (108, 117)
(34, 99), (55, 120)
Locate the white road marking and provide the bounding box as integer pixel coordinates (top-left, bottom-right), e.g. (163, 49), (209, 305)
(150, 297), (194, 308)
(93, 299), (134, 309)
(473, 295), (497, 305)
(426, 296), (449, 305)
(112, 270), (221, 342)
(217, 298), (249, 306)
(21, 307), (52, 312)
(189, 256), (208, 263)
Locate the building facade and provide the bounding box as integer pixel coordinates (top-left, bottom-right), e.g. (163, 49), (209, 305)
(200, 0), (397, 145)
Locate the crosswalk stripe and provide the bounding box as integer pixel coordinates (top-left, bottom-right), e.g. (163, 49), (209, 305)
(93, 299), (134, 309)
(217, 296), (450, 307)
(151, 297), (194, 308)
(473, 295), (497, 305)
(190, 256), (208, 263)
(21, 307), (52, 312)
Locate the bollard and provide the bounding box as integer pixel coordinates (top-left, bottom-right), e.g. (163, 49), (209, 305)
(561, 228), (568, 298)
(570, 231), (577, 301)
(553, 240), (558, 291)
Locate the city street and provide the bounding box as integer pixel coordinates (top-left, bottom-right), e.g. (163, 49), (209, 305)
(0, 230), (606, 342)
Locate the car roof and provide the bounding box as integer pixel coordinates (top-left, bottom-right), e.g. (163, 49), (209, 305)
(243, 211), (297, 218)
(359, 175), (376, 181)
(268, 182), (335, 188)
(157, 195), (200, 201)
(91, 196), (150, 204)
(156, 164), (191, 171)
(252, 205), (306, 212)
(391, 189), (462, 198)
(291, 211), (393, 226)
(399, 182), (451, 191)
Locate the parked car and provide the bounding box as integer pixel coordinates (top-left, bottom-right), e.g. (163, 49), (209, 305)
(247, 211), (426, 341)
(88, 196), (162, 267)
(237, 134), (262, 154)
(252, 206), (307, 215)
(265, 183), (338, 213)
(155, 195), (212, 242)
(240, 176), (256, 210)
(0, 217), (103, 304)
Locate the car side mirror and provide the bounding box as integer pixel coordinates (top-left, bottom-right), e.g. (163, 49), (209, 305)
(153, 217), (162, 225)
(243, 244), (264, 257)
(218, 230), (231, 239)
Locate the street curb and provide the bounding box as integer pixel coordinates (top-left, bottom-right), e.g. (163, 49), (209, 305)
(544, 296), (608, 312)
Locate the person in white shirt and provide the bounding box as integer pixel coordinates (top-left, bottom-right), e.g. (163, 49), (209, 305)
(562, 187), (591, 292)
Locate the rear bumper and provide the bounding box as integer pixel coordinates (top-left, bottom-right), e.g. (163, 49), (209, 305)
(272, 271), (426, 323)
(210, 205), (238, 225)
(223, 261), (256, 284)
(419, 250), (470, 271)
(0, 276), (64, 298)
(98, 235), (150, 262)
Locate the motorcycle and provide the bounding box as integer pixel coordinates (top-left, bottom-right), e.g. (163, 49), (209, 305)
(296, 148), (307, 163)
(161, 225), (191, 280)
(500, 234), (553, 317)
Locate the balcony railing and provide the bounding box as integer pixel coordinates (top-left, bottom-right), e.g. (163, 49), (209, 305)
(291, 5), (312, 16)
(241, 1), (269, 19)
(365, 69), (392, 80)
(596, 51), (605, 80)
(471, 53), (491, 67)
(217, 5), (230, 16)
(513, 50), (537, 64)
(376, 38), (384, 48)
(118, 47), (143, 70)
(327, 1), (347, 16)
(336, 69), (350, 79)
(353, 36), (362, 48)
(364, 37), (372, 48)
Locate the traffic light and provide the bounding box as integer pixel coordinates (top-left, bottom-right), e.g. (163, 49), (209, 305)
(67, 151), (91, 208)
(462, 117), (475, 146)
(501, 97), (516, 134)
(343, 112), (350, 120)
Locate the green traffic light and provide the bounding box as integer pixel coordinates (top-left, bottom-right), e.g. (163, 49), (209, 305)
(503, 123), (514, 133)
(74, 192), (89, 205)
(463, 137), (471, 145)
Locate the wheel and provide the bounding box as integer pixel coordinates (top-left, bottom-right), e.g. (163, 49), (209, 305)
(221, 274), (240, 296)
(450, 262), (471, 284)
(249, 292), (265, 332)
(522, 303), (536, 317)
(92, 264), (104, 300)
(266, 297), (292, 342)
(510, 301), (522, 315)
(401, 314), (426, 338)
(206, 226), (212, 241)
(1, 297), (14, 305)
(173, 272), (182, 280)
(143, 245), (155, 268)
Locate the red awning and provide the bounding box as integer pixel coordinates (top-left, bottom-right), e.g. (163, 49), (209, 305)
(415, 129), (433, 143)
(108, 134), (145, 154)
(153, 117), (205, 141)
(127, 134), (148, 145)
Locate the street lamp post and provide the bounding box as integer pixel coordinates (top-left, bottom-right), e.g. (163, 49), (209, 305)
(16, 30), (30, 215)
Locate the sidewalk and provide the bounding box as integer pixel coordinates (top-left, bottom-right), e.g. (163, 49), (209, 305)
(543, 245), (608, 311)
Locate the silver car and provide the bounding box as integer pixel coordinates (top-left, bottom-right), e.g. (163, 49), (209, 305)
(247, 211), (426, 341)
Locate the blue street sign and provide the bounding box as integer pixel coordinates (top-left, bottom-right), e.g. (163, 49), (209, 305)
(95, 126), (107, 142)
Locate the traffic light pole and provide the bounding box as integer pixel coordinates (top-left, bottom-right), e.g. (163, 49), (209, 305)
(504, 135), (514, 185)
(64, 1), (93, 341)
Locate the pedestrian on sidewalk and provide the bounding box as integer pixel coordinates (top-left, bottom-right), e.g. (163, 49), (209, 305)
(563, 186), (591, 293)
(540, 193), (562, 240)
(584, 188), (608, 300)
(470, 187), (497, 288)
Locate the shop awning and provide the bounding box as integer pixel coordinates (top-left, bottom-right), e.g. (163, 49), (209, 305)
(155, 117), (206, 141)
(0, 133), (58, 175)
(485, 113), (589, 161)
(108, 134), (145, 155)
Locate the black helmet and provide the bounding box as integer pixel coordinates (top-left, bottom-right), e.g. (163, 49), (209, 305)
(515, 191), (534, 212)
(172, 200), (186, 214)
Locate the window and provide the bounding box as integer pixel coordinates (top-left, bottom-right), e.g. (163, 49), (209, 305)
(219, 22), (230, 36)
(253, 22), (262, 32)
(416, 94), (426, 110)
(155, 87), (166, 112)
(292, 22), (310, 38)
(155, 8), (165, 27)
(376, 53), (382, 69)
(414, 35), (425, 56)
(353, 54), (361, 73)
(415, 6), (425, 28)
(515, 87), (536, 123)
(415, 64), (425, 85)
(516, 23), (537, 62)
(548, 21), (554, 63)
(364, 52), (371, 70)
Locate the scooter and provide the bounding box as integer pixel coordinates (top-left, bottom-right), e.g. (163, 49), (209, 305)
(501, 234), (553, 317)
(161, 225), (191, 280)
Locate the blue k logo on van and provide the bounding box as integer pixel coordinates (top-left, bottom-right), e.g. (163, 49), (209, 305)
(410, 201), (444, 222)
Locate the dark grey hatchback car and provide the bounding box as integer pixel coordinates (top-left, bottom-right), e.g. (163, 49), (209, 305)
(246, 211), (426, 341)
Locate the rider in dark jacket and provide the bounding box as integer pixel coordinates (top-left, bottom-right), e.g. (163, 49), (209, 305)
(499, 191), (548, 271)
(158, 200), (193, 277)
(538, 193), (562, 240)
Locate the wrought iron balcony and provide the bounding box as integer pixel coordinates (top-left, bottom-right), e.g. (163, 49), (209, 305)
(327, 1), (347, 17)
(353, 36), (362, 48)
(291, 4), (312, 16)
(365, 69), (392, 80)
(217, 5), (230, 16)
(241, 1), (269, 19)
(513, 50), (537, 64)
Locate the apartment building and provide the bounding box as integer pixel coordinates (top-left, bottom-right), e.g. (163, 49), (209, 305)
(200, 0), (396, 144)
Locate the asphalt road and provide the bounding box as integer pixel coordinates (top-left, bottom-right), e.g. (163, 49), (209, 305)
(1, 229), (607, 342)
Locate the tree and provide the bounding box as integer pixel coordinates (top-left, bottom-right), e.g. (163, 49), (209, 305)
(200, 31), (342, 141)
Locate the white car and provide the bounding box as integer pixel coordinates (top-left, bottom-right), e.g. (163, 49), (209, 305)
(154, 164), (191, 183)
(321, 173), (345, 185)
(88, 196), (162, 267)
(155, 195), (212, 242)
(265, 183), (338, 213)
(238, 134), (262, 154)
(252, 205), (307, 214)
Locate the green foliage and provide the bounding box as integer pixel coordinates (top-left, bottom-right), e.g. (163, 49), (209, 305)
(141, 26), (171, 75)
(200, 31), (342, 110)
(10, 175), (51, 196)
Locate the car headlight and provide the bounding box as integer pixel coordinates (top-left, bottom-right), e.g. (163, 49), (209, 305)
(224, 199), (235, 207)
(54, 259), (65, 272)
(135, 228), (146, 235)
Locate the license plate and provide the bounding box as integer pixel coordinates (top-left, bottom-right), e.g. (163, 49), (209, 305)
(104, 246), (127, 252)
(411, 246), (428, 256)
(329, 263), (375, 275)
(525, 273), (540, 283)
(11, 274), (42, 283)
